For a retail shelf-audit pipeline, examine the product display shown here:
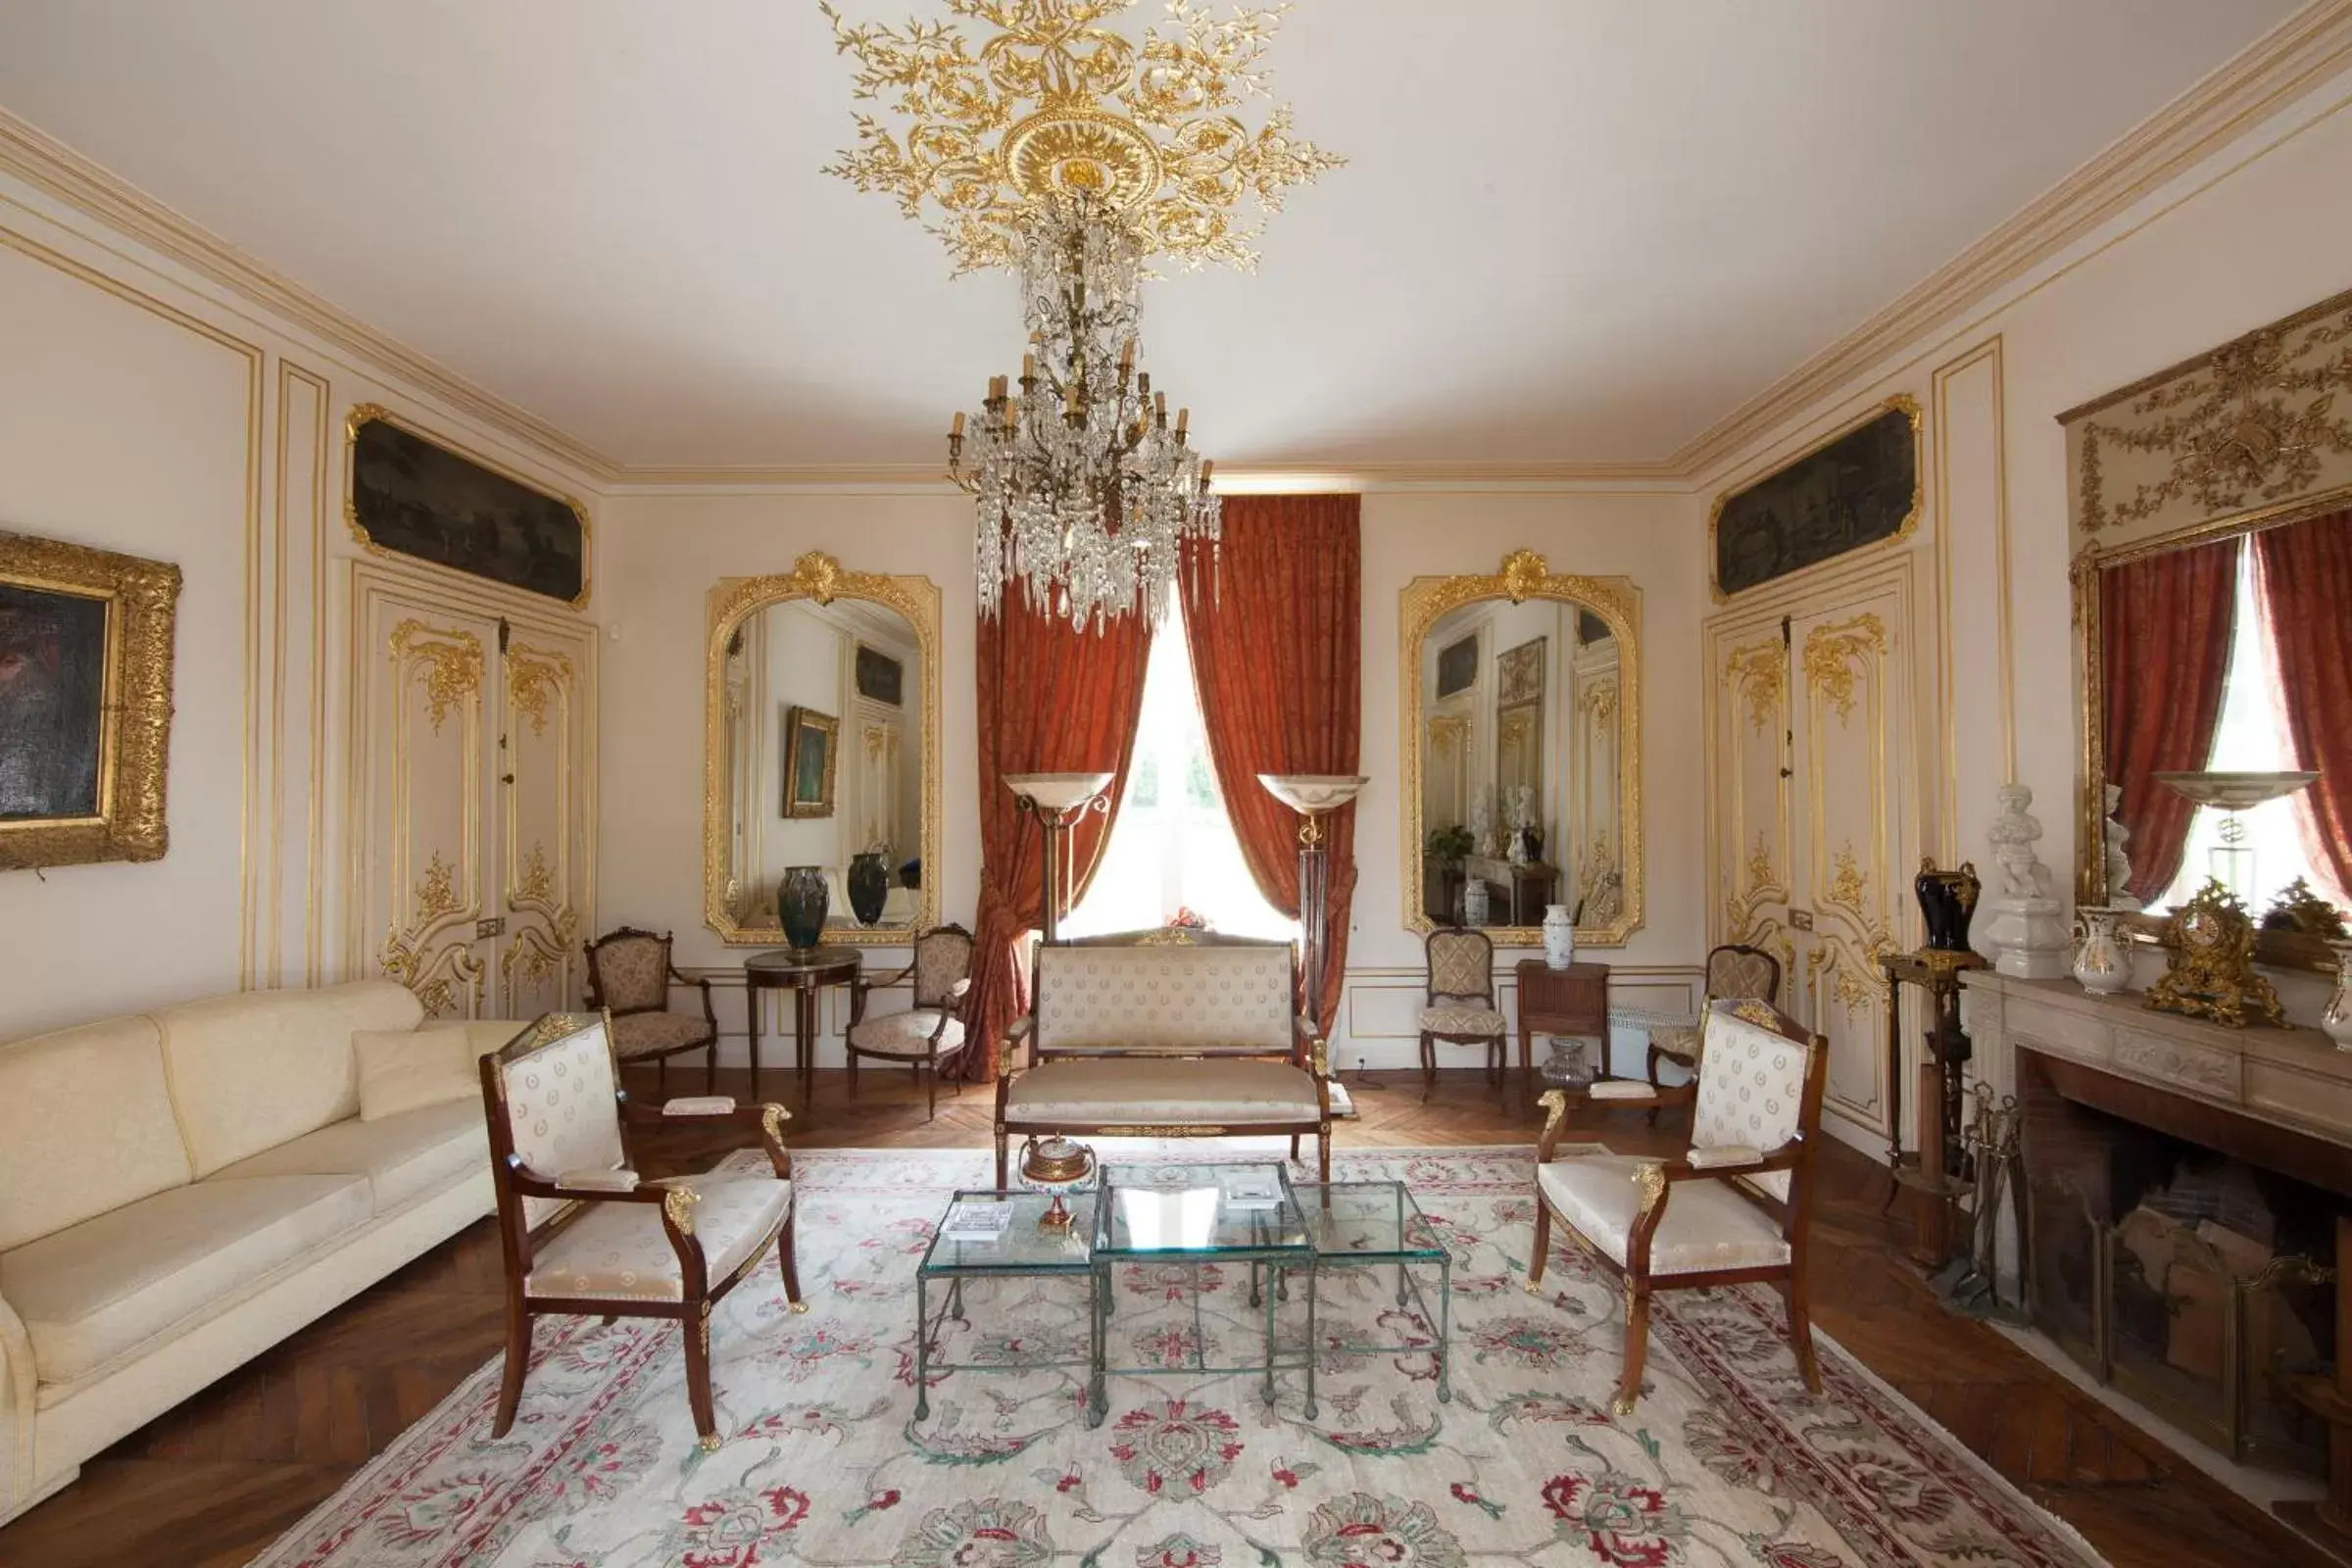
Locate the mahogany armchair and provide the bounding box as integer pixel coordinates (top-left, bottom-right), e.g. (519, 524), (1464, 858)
(845, 923), (974, 1119)
(1527, 997), (1828, 1414)
(584, 926), (719, 1096)
(480, 1011), (803, 1451)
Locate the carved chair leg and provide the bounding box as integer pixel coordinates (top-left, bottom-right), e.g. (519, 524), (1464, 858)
(779, 1210), (806, 1312)
(1645, 1046), (1663, 1126)
(1614, 1284), (1652, 1415)
(683, 1310), (719, 1448)
(1785, 1278), (1822, 1394)
(1289, 1134), (1300, 1160)
(847, 1049), (859, 1102)
(1528, 1200), (1551, 1289)
(1419, 1032), (1435, 1102)
(657, 1054), (667, 1098)
(707, 1039), (718, 1096)
(995, 1131), (1009, 1190)
(925, 1059), (937, 1122)
(492, 1305), (534, 1438)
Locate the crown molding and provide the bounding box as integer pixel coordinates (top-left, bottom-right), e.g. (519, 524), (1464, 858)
(1669, 0), (2352, 482)
(609, 459), (1688, 496)
(0, 106), (624, 485)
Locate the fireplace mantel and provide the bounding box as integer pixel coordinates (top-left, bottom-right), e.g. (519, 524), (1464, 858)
(1963, 972), (2352, 1160)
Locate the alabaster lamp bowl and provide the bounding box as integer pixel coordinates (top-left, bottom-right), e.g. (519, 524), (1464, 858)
(1257, 774), (1369, 813)
(1004, 772), (1116, 811)
(2151, 770), (2320, 810)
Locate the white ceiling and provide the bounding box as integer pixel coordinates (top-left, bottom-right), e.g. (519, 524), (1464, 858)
(0, 1), (2305, 471)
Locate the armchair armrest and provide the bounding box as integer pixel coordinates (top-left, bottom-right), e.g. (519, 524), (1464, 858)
(853, 962), (916, 1001)
(615, 1097), (795, 1178)
(556, 1166), (642, 1192)
(668, 967), (718, 1030)
(949, 977), (972, 1001)
(661, 1096), (738, 1116)
(1000, 1016), (1035, 1078)
(1686, 1144), (1764, 1171)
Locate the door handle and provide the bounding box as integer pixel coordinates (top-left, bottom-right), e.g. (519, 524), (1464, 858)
(475, 916), (507, 940)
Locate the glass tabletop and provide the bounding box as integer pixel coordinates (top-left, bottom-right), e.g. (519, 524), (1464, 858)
(1096, 1162), (1313, 1259)
(919, 1189), (1098, 1276)
(1294, 1182), (1446, 1262)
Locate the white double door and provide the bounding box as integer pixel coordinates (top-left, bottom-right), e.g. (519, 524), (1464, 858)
(349, 565), (596, 1020)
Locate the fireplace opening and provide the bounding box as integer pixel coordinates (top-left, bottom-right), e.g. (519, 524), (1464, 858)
(2018, 1048), (2338, 1473)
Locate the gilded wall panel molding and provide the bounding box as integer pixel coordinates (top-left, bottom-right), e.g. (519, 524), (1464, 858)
(1724, 640), (1786, 733)
(389, 618), (483, 734)
(1801, 613), (1886, 723)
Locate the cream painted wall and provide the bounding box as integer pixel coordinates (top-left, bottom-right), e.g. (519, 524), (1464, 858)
(598, 485), (1708, 1067)
(1690, 74), (2352, 1128)
(0, 173), (602, 1042)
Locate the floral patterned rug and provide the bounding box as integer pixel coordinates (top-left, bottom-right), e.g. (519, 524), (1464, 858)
(254, 1146), (2100, 1568)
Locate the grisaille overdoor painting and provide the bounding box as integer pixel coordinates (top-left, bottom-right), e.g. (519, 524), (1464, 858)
(1713, 399), (1921, 598)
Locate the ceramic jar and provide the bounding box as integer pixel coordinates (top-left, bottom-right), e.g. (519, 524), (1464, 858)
(2326, 941), (2352, 1052)
(2072, 905), (2131, 996)
(778, 865), (829, 954)
(1462, 877), (1490, 927)
(1543, 903), (1576, 969)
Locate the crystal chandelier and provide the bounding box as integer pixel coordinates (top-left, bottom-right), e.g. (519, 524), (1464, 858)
(950, 195), (1220, 629)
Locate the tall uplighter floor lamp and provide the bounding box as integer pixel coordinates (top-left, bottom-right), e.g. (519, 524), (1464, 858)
(1259, 774), (1369, 1033)
(1005, 772), (1115, 944)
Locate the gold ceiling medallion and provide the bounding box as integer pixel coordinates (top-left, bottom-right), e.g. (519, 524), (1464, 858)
(819, 0), (1343, 271)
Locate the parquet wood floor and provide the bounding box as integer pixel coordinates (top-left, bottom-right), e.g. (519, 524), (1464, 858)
(0, 1066), (2329, 1567)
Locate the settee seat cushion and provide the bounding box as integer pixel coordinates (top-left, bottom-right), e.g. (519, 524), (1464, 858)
(0, 1174), (371, 1387)
(1007, 1058), (1321, 1126)
(1537, 1155), (1790, 1276)
(525, 1174), (790, 1301)
(210, 1101), (485, 1214)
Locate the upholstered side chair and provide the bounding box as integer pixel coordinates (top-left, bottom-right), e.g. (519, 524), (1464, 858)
(480, 1011), (803, 1451)
(584, 926), (718, 1095)
(845, 923), (975, 1119)
(1527, 997), (1828, 1415)
(1644, 943), (1781, 1121)
(1417, 927), (1508, 1102)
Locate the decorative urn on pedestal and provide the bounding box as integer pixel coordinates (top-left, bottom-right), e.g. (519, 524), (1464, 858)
(2071, 906), (2131, 996)
(1543, 904), (1576, 969)
(778, 866), (829, 955)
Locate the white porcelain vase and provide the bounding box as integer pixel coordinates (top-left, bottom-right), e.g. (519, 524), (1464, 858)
(1462, 876), (1489, 927)
(2072, 906), (2131, 996)
(2326, 941), (2352, 1053)
(1543, 904), (1576, 969)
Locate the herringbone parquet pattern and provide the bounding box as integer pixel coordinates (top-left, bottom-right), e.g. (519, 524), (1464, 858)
(0, 1067), (2326, 1568)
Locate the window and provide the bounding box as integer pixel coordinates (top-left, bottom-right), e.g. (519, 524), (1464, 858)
(2149, 542), (2347, 912)
(1062, 597), (1295, 941)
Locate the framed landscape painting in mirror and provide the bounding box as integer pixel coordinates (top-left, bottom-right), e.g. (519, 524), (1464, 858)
(1401, 549), (1642, 947)
(707, 553), (941, 946)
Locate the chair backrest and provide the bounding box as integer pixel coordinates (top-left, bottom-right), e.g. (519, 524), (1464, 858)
(1032, 937), (1295, 1055)
(482, 1012), (627, 1231)
(1690, 998), (1823, 1206)
(911, 924), (975, 1010)
(1424, 927), (1495, 1005)
(585, 928), (672, 1015)
(1704, 943), (1782, 1006)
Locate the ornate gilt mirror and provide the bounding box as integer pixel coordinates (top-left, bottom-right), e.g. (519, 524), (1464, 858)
(1401, 550), (1643, 946)
(705, 552), (942, 947)
(2068, 286), (2352, 969)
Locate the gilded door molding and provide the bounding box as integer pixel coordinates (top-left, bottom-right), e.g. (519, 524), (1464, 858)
(372, 615), (487, 1018)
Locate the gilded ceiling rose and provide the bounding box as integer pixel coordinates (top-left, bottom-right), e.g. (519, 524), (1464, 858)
(819, 0), (1344, 271)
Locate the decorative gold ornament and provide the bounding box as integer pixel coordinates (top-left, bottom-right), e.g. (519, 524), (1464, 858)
(505, 642), (572, 737)
(389, 618), (484, 733)
(1801, 613), (1886, 723)
(819, 0), (1344, 272)
(663, 1185), (703, 1238)
(2266, 877), (2348, 940)
(0, 529), (181, 871)
(2148, 878), (2286, 1029)
(1724, 640), (1786, 733)
(1828, 844), (1868, 912)
(1632, 1160), (1667, 1215)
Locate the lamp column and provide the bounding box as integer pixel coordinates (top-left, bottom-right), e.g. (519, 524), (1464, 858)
(1259, 775), (1369, 1032)
(1005, 773), (1115, 945)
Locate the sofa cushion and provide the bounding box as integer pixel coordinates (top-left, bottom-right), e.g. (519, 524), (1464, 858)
(0, 1014), (191, 1253)
(1033, 945), (1295, 1055)
(1005, 1058), (1321, 1126)
(525, 1174), (790, 1301)
(209, 1101), (485, 1214)
(1537, 1155), (1791, 1276)
(156, 981), (427, 1177)
(355, 1020), (514, 1122)
(0, 1174), (371, 1386)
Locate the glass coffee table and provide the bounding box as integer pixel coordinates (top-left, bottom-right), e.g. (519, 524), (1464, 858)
(1093, 1162), (1316, 1422)
(1297, 1181), (1453, 1405)
(911, 1188), (1101, 1422)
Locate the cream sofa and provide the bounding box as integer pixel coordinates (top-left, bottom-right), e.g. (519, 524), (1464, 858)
(995, 932), (1331, 1187)
(0, 981), (512, 1525)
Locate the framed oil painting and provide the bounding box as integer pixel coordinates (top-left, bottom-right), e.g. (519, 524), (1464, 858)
(0, 529), (181, 871)
(347, 405), (590, 607)
(782, 705), (838, 819)
(1711, 397), (1921, 598)
(1435, 631), (1479, 699)
(856, 643), (904, 707)
(1497, 636), (1546, 706)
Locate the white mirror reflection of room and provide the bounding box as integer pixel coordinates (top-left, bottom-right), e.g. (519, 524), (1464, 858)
(720, 596), (925, 930)
(1418, 595), (1623, 931)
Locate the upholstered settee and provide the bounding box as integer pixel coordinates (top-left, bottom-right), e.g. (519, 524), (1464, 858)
(0, 981), (514, 1525)
(995, 932), (1332, 1187)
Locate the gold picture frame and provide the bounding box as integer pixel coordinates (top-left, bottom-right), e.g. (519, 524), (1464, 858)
(0, 529), (181, 871)
(782, 705), (839, 819)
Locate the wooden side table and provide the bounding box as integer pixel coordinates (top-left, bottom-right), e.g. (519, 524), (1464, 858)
(745, 948), (862, 1102)
(1515, 959), (1609, 1110)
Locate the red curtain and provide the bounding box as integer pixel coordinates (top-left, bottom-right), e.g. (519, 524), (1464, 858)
(2254, 510), (2352, 902)
(2101, 533), (2239, 904)
(956, 602), (1152, 1079)
(1181, 494), (1362, 1031)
